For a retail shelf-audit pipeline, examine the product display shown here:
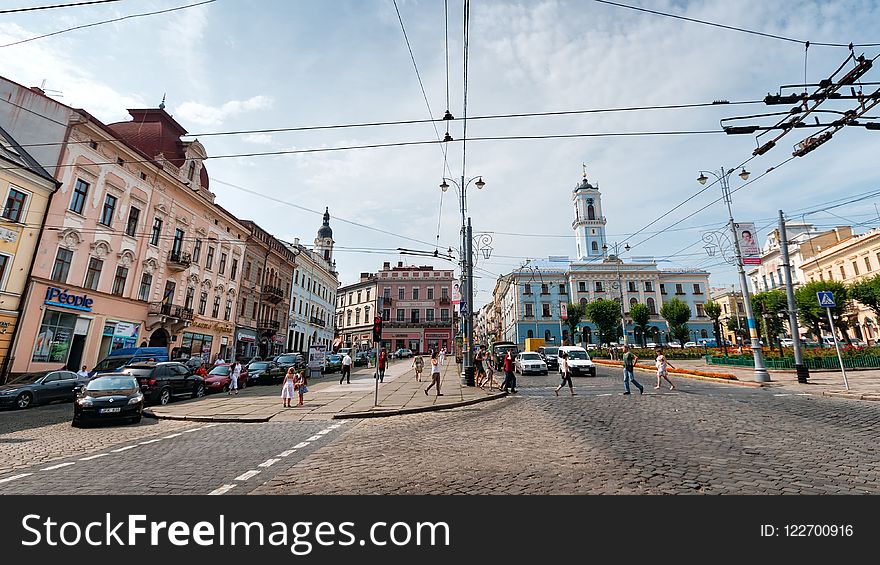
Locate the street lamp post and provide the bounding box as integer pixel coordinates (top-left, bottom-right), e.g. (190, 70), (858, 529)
(440, 175), (485, 386)
(602, 242), (630, 346)
(697, 166), (770, 382)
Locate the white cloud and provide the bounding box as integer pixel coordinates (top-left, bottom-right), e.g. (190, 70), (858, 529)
(174, 95), (274, 127)
(242, 133), (275, 145)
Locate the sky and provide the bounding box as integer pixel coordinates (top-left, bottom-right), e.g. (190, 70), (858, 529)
(2, 0), (879, 308)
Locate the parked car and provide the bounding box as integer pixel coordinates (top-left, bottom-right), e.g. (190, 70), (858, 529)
(537, 346), (559, 370)
(585, 343), (599, 350)
(323, 354), (343, 373)
(557, 346), (596, 377)
(489, 342), (519, 368)
(204, 363), (249, 393)
(117, 362), (204, 406)
(645, 342), (659, 348)
(181, 357), (208, 372)
(73, 374), (143, 427)
(274, 353), (304, 373)
(354, 351), (371, 367)
(0, 370), (89, 409)
(515, 352), (548, 375)
(393, 348), (413, 359)
(91, 346), (170, 376)
(247, 361), (284, 385)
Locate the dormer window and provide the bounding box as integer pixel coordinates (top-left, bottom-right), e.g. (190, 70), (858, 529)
(187, 161), (196, 182)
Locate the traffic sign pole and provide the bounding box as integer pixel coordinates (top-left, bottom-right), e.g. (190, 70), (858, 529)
(825, 306), (849, 391)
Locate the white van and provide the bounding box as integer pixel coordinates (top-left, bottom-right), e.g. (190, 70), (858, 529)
(557, 346), (596, 377)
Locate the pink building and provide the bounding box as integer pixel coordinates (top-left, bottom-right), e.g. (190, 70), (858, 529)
(377, 262), (454, 354)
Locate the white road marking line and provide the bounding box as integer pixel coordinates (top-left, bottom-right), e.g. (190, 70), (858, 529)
(597, 393), (612, 397)
(306, 435), (322, 441)
(329, 424), (342, 429)
(797, 393), (812, 396)
(277, 450), (297, 457)
(258, 458), (280, 468)
(204, 423), (221, 428)
(139, 438), (162, 445)
(79, 453), (109, 461)
(163, 433), (182, 439)
(234, 470), (261, 481)
(208, 484), (236, 495)
(181, 427), (205, 433)
(293, 441), (310, 449)
(111, 445), (137, 453)
(41, 462), (75, 471)
(774, 394), (793, 397)
(0, 473), (32, 484)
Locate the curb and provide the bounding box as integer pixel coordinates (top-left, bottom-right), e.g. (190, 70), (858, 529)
(822, 391), (880, 401)
(592, 360), (767, 387)
(143, 409), (270, 423)
(333, 391), (508, 419)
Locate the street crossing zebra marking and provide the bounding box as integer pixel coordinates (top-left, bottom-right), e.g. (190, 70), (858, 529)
(208, 484), (237, 495)
(41, 462), (75, 471)
(277, 449), (297, 457)
(79, 453), (109, 461)
(234, 470), (261, 481)
(0, 473), (31, 484)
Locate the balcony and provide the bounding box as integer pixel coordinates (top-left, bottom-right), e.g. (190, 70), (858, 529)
(147, 302), (193, 331)
(257, 319), (280, 333)
(439, 296), (450, 305)
(167, 251), (192, 271)
(262, 285), (284, 304)
(310, 316), (326, 328)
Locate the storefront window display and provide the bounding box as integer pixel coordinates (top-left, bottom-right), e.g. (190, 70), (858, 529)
(182, 332), (213, 362)
(32, 310), (77, 363)
(102, 321), (140, 354)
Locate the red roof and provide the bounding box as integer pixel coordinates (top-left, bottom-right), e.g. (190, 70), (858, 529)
(107, 108), (189, 167)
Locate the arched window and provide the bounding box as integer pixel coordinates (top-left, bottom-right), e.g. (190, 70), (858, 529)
(187, 161), (196, 181)
(588, 204), (595, 220)
(647, 297), (656, 315)
(544, 330), (551, 341)
(527, 329), (534, 339)
(591, 241), (598, 252)
(630, 298), (638, 309)
(700, 329), (708, 338)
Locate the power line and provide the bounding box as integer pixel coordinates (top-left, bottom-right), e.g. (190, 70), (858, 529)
(0, 0), (124, 14)
(0, 0), (218, 49)
(592, 0), (879, 48)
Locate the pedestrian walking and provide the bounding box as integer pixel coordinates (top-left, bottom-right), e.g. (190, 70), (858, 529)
(228, 360), (241, 395)
(424, 350), (443, 396)
(654, 347), (675, 390)
(555, 350), (575, 396)
(474, 347), (487, 387)
(439, 348), (446, 366)
(340, 352), (352, 384)
(411, 353), (425, 382)
(500, 350), (517, 393)
(281, 367), (296, 407)
(621, 345), (644, 395)
(293, 369), (308, 406)
(480, 353), (498, 389)
(376, 348), (388, 382)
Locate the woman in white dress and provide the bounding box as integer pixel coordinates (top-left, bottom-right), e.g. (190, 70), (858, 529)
(281, 367), (296, 407)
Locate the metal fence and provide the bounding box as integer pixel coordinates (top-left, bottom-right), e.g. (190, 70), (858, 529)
(707, 355), (880, 370)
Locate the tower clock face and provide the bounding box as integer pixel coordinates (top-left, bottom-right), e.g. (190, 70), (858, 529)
(587, 198), (593, 204)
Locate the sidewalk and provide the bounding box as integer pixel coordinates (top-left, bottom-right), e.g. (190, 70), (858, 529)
(144, 357), (506, 423)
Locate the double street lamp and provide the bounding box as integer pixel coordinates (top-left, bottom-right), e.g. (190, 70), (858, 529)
(440, 175), (485, 385)
(602, 241), (630, 346)
(697, 166), (770, 382)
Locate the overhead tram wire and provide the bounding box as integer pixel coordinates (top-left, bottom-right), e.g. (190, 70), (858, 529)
(0, 0), (218, 48)
(592, 0), (880, 48)
(0, 0), (124, 14)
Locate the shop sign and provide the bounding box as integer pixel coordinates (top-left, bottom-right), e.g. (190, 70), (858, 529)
(113, 321), (139, 338)
(44, 287), (93, 312)
(236, 330), (256, 342)
(425, 332), (448, 339)
(0, 226), (18, 243)
(273, 334), (285, 343)
(190, 321), (212, 329)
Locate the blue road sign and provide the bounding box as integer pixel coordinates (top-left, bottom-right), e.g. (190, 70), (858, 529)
(817, 291), (836, 308)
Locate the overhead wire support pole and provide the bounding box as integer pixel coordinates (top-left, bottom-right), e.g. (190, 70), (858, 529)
(779, 210), (809, 384)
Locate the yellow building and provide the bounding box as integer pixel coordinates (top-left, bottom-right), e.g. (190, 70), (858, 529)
(0, 126), (59, 379)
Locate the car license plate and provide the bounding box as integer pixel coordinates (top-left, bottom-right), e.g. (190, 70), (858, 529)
(99, 407), (121, 413)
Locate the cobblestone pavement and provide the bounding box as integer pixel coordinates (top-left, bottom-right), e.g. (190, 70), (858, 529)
(253, 365), (880, 495)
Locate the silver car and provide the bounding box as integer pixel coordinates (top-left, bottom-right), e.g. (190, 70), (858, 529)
(514, 352), (548, 375)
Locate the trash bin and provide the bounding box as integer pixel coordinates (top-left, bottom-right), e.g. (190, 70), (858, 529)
(462, 365), (476, 387)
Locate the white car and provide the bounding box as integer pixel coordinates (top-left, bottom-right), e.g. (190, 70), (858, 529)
(557, 346), (596, 377)
(645, 342), (659, 349)
(515, 352), (548, 375)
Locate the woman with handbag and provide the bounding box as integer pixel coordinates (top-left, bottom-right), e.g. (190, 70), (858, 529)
(293, 369), (309, 406)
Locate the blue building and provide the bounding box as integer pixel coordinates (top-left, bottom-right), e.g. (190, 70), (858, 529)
(496, 172), (714, 348)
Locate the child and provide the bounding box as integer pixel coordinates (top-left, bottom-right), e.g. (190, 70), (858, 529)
(654, 347), (675, 390)
(293, 369), (309, 406)
(281, 368), (296, 408)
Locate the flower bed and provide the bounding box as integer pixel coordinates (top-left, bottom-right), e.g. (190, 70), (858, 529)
(590, 348), (708, 360)
(593, 359), (738, 380)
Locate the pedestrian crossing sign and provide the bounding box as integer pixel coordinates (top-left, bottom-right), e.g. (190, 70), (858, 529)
(817, 291), (835, 307)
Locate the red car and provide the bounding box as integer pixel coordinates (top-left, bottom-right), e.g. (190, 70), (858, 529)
(204, 363), (248, 393)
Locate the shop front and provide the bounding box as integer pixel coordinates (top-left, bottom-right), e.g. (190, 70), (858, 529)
(387, 330), (422, 353)
(0, 313), (18, 376)
(12, 280), (147, 375)
(178, 319), (234, 363)
(234, 327), (258, 360)
(425, 329), (452, 355)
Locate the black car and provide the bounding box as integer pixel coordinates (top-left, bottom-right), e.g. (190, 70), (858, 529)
(537, 346), (559, 370)
(118, 362), (204, 405)
(354, 351), (370, 367)
(247, 361), (284, 385)
(0, 370), (89, 409)
(274, 354), (304, 373)
(73, 374), (143, 426)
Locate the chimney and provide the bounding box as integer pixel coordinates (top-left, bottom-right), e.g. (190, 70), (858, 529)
(294, 238), (299, 246)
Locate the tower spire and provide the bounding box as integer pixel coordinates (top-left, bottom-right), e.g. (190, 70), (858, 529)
(582, 163), (587, 179)
(159, 93), (166, 110)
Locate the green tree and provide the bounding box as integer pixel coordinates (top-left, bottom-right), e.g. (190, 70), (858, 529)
(751, 290), (788, 354)
(629, 303), (651, 347)
(794, 280), (853, 346)
(704, 300), (723, 351)
(849, 275), (880, 320)
(563, 302), (586, 345)
(660, 298), (691, 346)
(585, 299), (622, 347)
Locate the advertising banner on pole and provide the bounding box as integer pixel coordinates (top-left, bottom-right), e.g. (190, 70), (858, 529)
(735, 222), (761, 265)
(560, 302), (568, 320)
(452, 279), (461, 305)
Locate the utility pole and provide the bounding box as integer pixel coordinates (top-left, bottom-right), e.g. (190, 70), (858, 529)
(779, 210), (809, 383)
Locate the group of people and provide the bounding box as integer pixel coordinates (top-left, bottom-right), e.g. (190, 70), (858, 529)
(409, 349), (445, 396)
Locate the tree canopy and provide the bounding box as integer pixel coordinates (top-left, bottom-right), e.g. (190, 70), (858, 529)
(585, 299), (622, 346)
(660, 298), (691, 345)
